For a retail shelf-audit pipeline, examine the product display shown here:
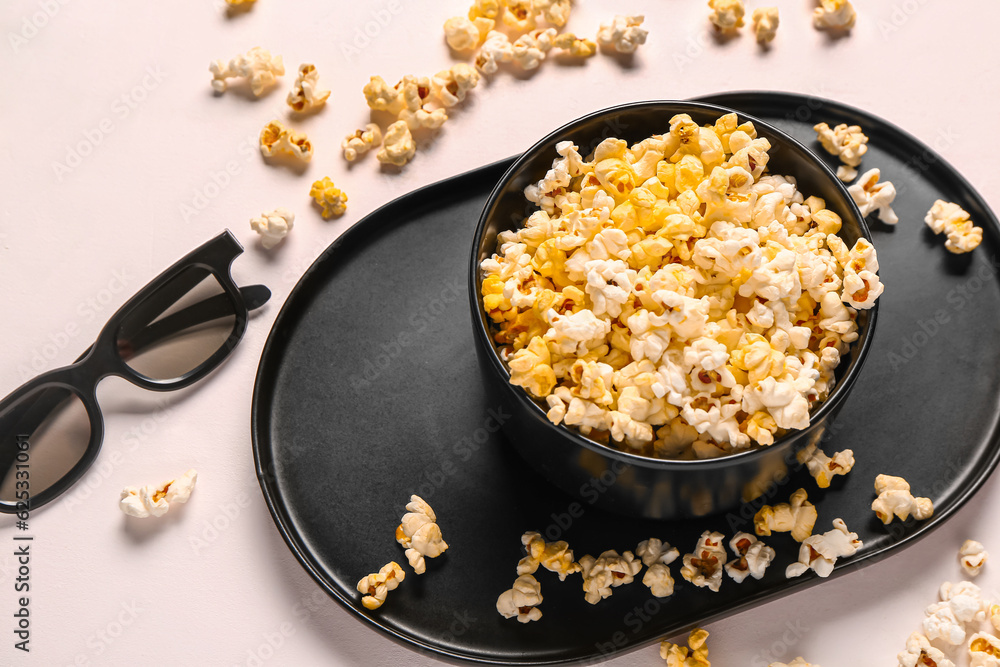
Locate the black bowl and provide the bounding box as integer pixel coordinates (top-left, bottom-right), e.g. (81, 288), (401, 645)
(469, 100), (879, 520)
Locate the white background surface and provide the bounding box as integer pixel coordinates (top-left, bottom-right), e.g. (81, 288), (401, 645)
(1, 0), (999, 665)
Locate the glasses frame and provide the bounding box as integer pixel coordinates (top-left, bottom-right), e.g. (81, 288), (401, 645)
(0, 230), (265, 513)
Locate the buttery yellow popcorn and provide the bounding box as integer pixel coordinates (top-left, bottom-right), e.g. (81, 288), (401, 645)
(395, 495), (448, 574)
(259, 120), (312, 162)
(813, 122), (868, 182)
(872, 474), (934, 524)
(796, 444), (854, 488)
(517, 531), (581, 580)
(535, 0), (572, 27)
(553, 33), (597, 58)
(309, 178), (348, 219)
(708, 0), (745, 31)
(286, 63), (330, 112)
(444, 16), (488, 51)
(813, 0), (857, 32)
(970, 632), (1000, 667)
(342, 124), (383, 162)
(481, 115), (882, 460)
(660, 629), (710, 667)
(769, 659), (820, 667)
(376, 121), (417, 167)
(502, 0), (536, 33)
(925, 200), (983, 254)
(469, 0), (500, 20)
(356, 561), (405, 610)
(754, 488), (817, 542)
(362, 75), (404, 114)
(224, 0), (256, 7)
(752, 7), (779, 44)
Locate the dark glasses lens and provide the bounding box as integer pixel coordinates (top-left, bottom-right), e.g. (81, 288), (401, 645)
(0, 385), (92, 505)
(116, 266), (238, 382)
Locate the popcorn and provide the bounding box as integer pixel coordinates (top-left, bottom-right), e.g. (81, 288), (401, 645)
(724, 532), (775, 583)
(395, 495), (448, 574)
(596, 15), (648, 54)
(708, 0), (745, 31)
(577, 550), (641, 603)
(517, 531), (581, 581)
(769, 660), (820, 667)
(362, 75), (404, 114)
(210, 47), (284, 96)
(502, 0), (537, 33)
(534, 0), (571, 27)
(939, 580), (988, 624)
(512, 28), (556, 70)
(553, 33), (597, 58)
(872, 474), (934, 524)
(796, 445), (855, 488)
(432, 63), (480, 107)
(481, 118), (881, 459)
(376, 121), (417, 167)
(286, 63), (330, 112)
(660, 629), (710, 667)
(924, 601), (967, 645)
(259, 120), (312, 162)
(681, 531), (726, 592)
(925, 200), (983, 254)
(786, 518), (861, 578)
(356, 561), (405, 610)
(960, 540), (989, 577)
(636, 537), (680, 567)
(249, 208), (294, 249)
(475, 31), (514, 74)
(642, 563), (676, 598)
(342, 124), (383, 162)
(992, 604), (1000, 633)
(119, 469), (197, 518)
(897, 633), (955, 667)
(848, 168), (898, 225)
(813, 0), (857, 31)
(224, 0), (256, 7)
(496, 574), (543, 623)
(754, 488), (817, 542)
(444, 16), (485, 51)
(813, 123), (868, 183)
(752, 7), (779, 44)
(970, 632), (1000, 667)
(309, 177), (348, 219)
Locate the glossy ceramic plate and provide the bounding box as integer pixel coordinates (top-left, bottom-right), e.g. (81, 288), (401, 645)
(251, 92), (1000, 665)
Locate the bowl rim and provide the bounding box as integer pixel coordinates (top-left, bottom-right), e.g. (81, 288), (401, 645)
(469, 98), (879, 471)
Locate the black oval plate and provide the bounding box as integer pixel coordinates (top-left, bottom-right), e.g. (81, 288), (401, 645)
(251, 92), (1000, 665)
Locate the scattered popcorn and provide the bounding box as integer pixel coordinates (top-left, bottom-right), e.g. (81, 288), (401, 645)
(578, 550), (641, 603)
(476, 30), (514, 74)
(502, 0), (536, 32)
(553, 33), (597, 58)
(637, 538), (680, 567)
(752, 7), (779, 44)
(970, 632), (1000, 667)
(724, 532), (775, 583)
(708, 0), (745, 32)
(119, 469), (197, 518)
(681, 531), (727, 592)
(848, 168), (898, 225)
(496, 574), (543, 623)
(897, 632), (955, 667)
(597, 15), (648, 54)
(939, 581), (988, 624)
(642, 563), (675, 598)
(224, 0), (256, 7)
(309, 177), (348, 219)
(786, 518), (861, 578)
(534, 0), (572, 27)
(249, 207), (294, 249)
(512, 28), (557, 70)
(432, 63), (480, 107)
(210, 47), (284, 96)
(660, 628), (710, 667)
(444, 15), (488, 51)
(960, 540), (989, 577)
(769, 660), (820, 667)
(924, 601), (967, 646)
(813, 0), (857, 32)
(872, 474), (934, 524)
(754, 488), (817, 542)
(481, 116), (882, 459)
(377, 121), (417, 167)
(813, 123), (868, 183)
(796, 444), (855, 488)
(342, 124), (383, 162)
(517, 531), (581, 581)
(259, 120), (312, 162)
(395, 495), (449, 574)
(992, 604), (1000, 632)
(925, 200), (983, 254)
(356, 561), (405, 610)
(286, 63), (330, 112)
(362, 75), (405, 115)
